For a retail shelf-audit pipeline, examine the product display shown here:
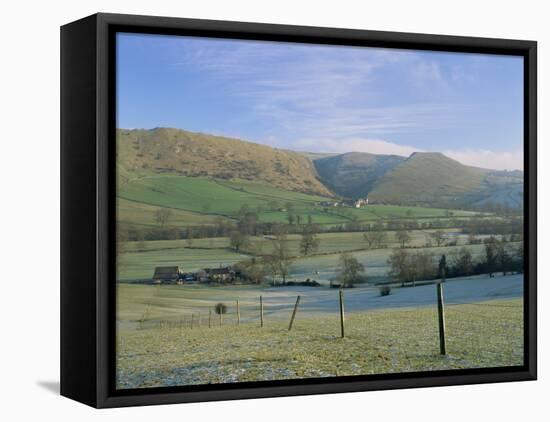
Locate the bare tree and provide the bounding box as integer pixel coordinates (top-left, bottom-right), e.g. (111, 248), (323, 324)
(438, 254), (448, 280)
(261, 254), (279, 285)
(451, 247), (474, 276)
(395, 230), (412, 248)
(337, 253), (365, 288)
(484, 237), (498, 277)
(363, 230), (387, 249)
(229, 230), (250, 253)
(387, 248), (409, 287)
(412, 251), (436, 283)
(154, 208), (173, 228)
(235, 257), (266, 284)
(238, 211), (258, 235)
(430, 230), (446, 247)
(270, 228), (293, 284)
(300, 225), (320, 255)
(496, 241), (512, 275)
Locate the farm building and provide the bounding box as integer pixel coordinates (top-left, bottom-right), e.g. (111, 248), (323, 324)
(319, 201), (339, 207)
(206, 266), (235, 282)
(152, 266), (180, 284)
(319, 198), (368, 208)
(195, 266), (238, 283)
(355, 198), (369, 207)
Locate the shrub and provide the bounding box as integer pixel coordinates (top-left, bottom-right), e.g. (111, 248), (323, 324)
(214, 303), (227, 315)
(379, 286), (392, 296)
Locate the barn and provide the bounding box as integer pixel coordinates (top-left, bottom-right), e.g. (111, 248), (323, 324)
(152, 266), (180, 284)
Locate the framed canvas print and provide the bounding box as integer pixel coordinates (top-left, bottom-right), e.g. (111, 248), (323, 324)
(60, 13), (537, 408)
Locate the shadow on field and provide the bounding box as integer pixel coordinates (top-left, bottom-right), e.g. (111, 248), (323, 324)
(36, 380), (59, 395)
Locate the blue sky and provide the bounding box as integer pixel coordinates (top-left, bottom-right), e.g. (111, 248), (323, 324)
(117, 33), (524, 170)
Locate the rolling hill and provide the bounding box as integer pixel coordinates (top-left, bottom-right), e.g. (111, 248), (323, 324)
(314, 152), (405, 198)
(117, 128), (332, 196)
(314, 151), (523, 208)
(117, 127), (523, 210)
(367, 152), (487, 205)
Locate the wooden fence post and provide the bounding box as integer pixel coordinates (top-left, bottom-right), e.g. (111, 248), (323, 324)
(436, 282), (447, 355)
(288, 295), (301, 331)
(208, 308), (212, 328)
(260, 296), (264, 328)
(236, 300), (240, 326)
(339, 289), (345, 338)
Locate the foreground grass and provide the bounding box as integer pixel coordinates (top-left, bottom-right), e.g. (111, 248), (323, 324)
(116, 299), (523, 389)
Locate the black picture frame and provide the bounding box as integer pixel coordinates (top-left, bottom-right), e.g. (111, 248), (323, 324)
(61, 12), (537, 408)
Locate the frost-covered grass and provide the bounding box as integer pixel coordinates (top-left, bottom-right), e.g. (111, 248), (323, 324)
(116, 299), (523, 389)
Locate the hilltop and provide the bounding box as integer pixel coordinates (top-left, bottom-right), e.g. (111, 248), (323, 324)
(367, 152), (487, 205)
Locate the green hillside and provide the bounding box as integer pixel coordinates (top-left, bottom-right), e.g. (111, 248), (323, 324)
(117, 127), (522, 210)
(117, 128), (332, 197)
(117, 174), (477, 229)
(314, 152), (404, 197)
(368, 152), (487, 206)
(311, 151), (523, 209)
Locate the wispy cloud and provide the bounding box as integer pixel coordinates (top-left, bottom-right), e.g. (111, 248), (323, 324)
(139, 35), (523, 171)
(174, 40), (462, 139)
(444, 148), (524, 171)
(295, 137), (421, 157)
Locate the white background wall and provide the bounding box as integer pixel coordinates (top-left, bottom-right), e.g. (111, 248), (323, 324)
(1, 0), (547, 420)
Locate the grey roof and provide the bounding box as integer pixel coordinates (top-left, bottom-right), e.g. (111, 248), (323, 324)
(153, 266), (179, 279)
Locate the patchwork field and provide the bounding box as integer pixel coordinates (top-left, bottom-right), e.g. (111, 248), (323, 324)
(118, 229), (516, 282)
(117, 175), (480, 228)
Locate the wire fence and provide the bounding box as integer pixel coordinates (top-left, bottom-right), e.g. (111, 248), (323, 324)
(127, 279), (523, 359)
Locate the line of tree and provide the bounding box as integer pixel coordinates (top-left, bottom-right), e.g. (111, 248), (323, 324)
(387, 237), (523, 286)
(118, 204), (523, 244)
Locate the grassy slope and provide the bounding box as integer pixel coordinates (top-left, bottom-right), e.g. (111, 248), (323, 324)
(117, 127), (523, 210)
(314, 152), (405, 197)
(117, 198), (229, 228)
(117, 127), (332, 196)
(117, 174), (478, 228)
(369, 152), (486, 206)
(116, 298), (523, 388)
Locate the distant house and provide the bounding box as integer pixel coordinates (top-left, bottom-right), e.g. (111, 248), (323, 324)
(152, 266), (180, 284)
(337, 198), (369, 208)
(196, 266), (236, 283)
(319, 198), (369, 208)
(354, 198), (369, 208)
(319, 201), (340, 207)
(207, 266), (235, 283)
